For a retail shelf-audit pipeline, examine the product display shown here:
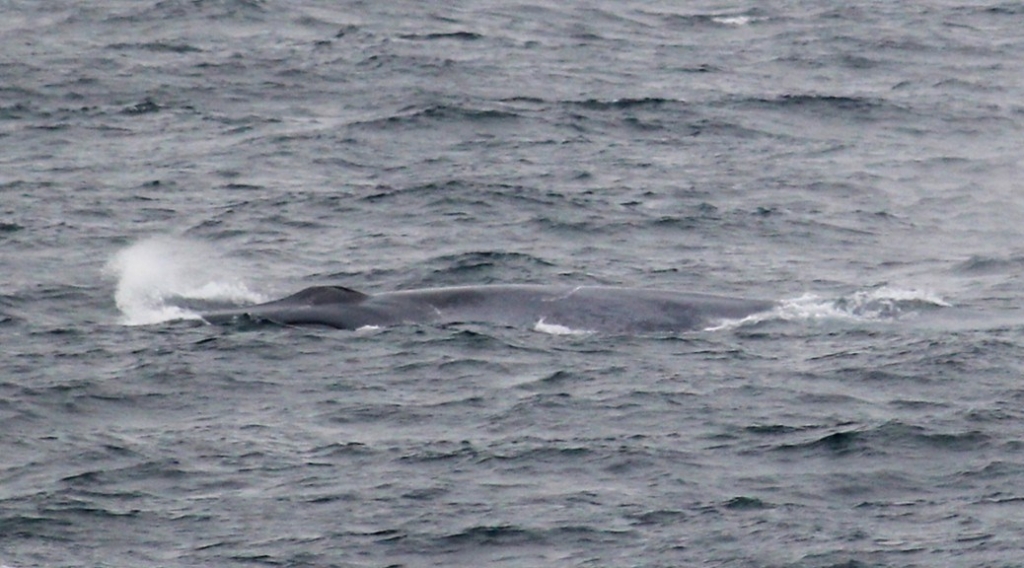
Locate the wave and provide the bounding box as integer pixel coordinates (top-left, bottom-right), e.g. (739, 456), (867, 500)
(105, 41), (203, 53)
(951, 254), (1024, 275)
(641, 10), (767, 29)
(569, 97), (683, 111)
(772, 420), (990, 457)
(730, 94), (911, 123)
(398, 31), (484, 42)
(349, 103), (524, 130)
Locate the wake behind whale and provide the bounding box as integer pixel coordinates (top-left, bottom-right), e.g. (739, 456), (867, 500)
(200, 284), (778, 334)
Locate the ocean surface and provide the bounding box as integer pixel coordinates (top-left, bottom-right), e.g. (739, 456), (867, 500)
(3, 1), (1024, 566)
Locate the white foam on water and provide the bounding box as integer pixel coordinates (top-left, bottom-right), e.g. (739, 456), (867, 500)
(712, 15), (753, 26)
(533, 318), (593, 336)
(707, 287), (950, 331)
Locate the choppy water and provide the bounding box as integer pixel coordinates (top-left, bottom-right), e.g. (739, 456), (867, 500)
(4, 1), (1024, 567)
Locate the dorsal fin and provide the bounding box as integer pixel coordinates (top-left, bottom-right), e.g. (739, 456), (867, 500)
(285, 285), (369, 305)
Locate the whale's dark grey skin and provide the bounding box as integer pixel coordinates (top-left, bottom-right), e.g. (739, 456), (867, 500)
(200, 284), (776, 333)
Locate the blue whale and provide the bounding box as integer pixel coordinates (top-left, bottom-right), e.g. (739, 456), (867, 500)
(200, 284), (776, 333)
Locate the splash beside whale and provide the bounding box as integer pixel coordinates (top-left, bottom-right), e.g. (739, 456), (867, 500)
(200, 284), (776, 333)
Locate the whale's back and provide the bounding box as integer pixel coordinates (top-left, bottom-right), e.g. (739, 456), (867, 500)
(202, 285), (776, 333)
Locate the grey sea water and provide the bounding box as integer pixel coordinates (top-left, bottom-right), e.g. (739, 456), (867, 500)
(3, 1), (1024, 566)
